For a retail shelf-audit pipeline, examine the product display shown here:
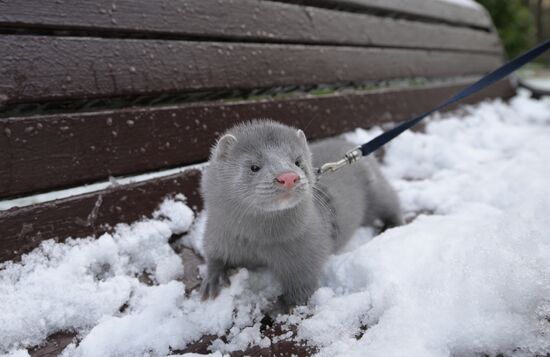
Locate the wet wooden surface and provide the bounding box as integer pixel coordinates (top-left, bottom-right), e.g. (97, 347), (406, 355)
(29, 332), (78, 357)
(0, 80), (514, 199)
(280, 0), (492, 28)
(0, 169), (202, 262)
(0, 80), (514, 258)
(0, 35), (502, 106)
(0, 0), (500, 52)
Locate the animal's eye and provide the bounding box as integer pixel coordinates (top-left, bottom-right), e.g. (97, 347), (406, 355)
(250, 165), (261, 172)
(295, 159), (302, 167)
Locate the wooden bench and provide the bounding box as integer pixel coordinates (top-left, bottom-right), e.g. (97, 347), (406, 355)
(0, 0), (514, 354)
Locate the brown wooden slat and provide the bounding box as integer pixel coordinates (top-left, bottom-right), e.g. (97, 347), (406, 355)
(0, 169), (202, 262)
(30, 332), (77, 357)
(0, 79), (515, 261)
(0, 0), (501, 53)
(0, 36), (503, 106)
(281, 0), (492, 29)
(0, 79), (515, 199)
(176, 322), (316, 356)
(0, 0), (492, 33)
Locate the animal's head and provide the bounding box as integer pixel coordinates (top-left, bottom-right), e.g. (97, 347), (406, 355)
(210, 120), (315, 212)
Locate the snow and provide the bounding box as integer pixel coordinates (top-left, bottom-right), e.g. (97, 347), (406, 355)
(153, 194), (195, 235)
(179, 211), (207, 257)
(523, 77), (550, 91)
(436, 0), (482, 10)
(1, 93), (550, 357)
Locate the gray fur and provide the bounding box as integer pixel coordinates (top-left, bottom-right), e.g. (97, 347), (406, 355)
(200, 120), (402, 308)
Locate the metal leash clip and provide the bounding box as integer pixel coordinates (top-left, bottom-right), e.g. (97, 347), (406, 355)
(317, 146), (362, 177)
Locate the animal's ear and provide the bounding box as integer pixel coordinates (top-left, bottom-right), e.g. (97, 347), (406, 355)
(296, 129), (307, 146)
(214, 134), (237, 160)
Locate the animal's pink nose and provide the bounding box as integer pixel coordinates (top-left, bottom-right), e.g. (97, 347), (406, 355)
(275, 172), (300, 188)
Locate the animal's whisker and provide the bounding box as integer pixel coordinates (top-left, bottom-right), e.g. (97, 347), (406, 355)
(312, 193), (335, 218)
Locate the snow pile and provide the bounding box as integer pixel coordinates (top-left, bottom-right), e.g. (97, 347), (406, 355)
(0, 215), (186, 355)
(0, 195), (278, 357)
(523, 77), (550, 91)
(1, 93), (550, 357)
(307, 93), (550, 357)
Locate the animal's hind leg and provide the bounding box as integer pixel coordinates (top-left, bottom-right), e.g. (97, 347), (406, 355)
(373, 182), (404, 230)
(380, 208), (404, 230)
(360, 158), (404, 230)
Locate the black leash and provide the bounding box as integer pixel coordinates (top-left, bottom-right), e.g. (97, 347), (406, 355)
(318, 39), (550, 176)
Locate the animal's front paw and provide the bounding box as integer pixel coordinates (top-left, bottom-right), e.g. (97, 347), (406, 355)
(200, 269), (230, 301)
(266, 296), (293, 318)
(280, 280), (317, 308)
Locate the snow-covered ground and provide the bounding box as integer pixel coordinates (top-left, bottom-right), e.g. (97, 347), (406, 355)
(1, 92), (550, 357)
